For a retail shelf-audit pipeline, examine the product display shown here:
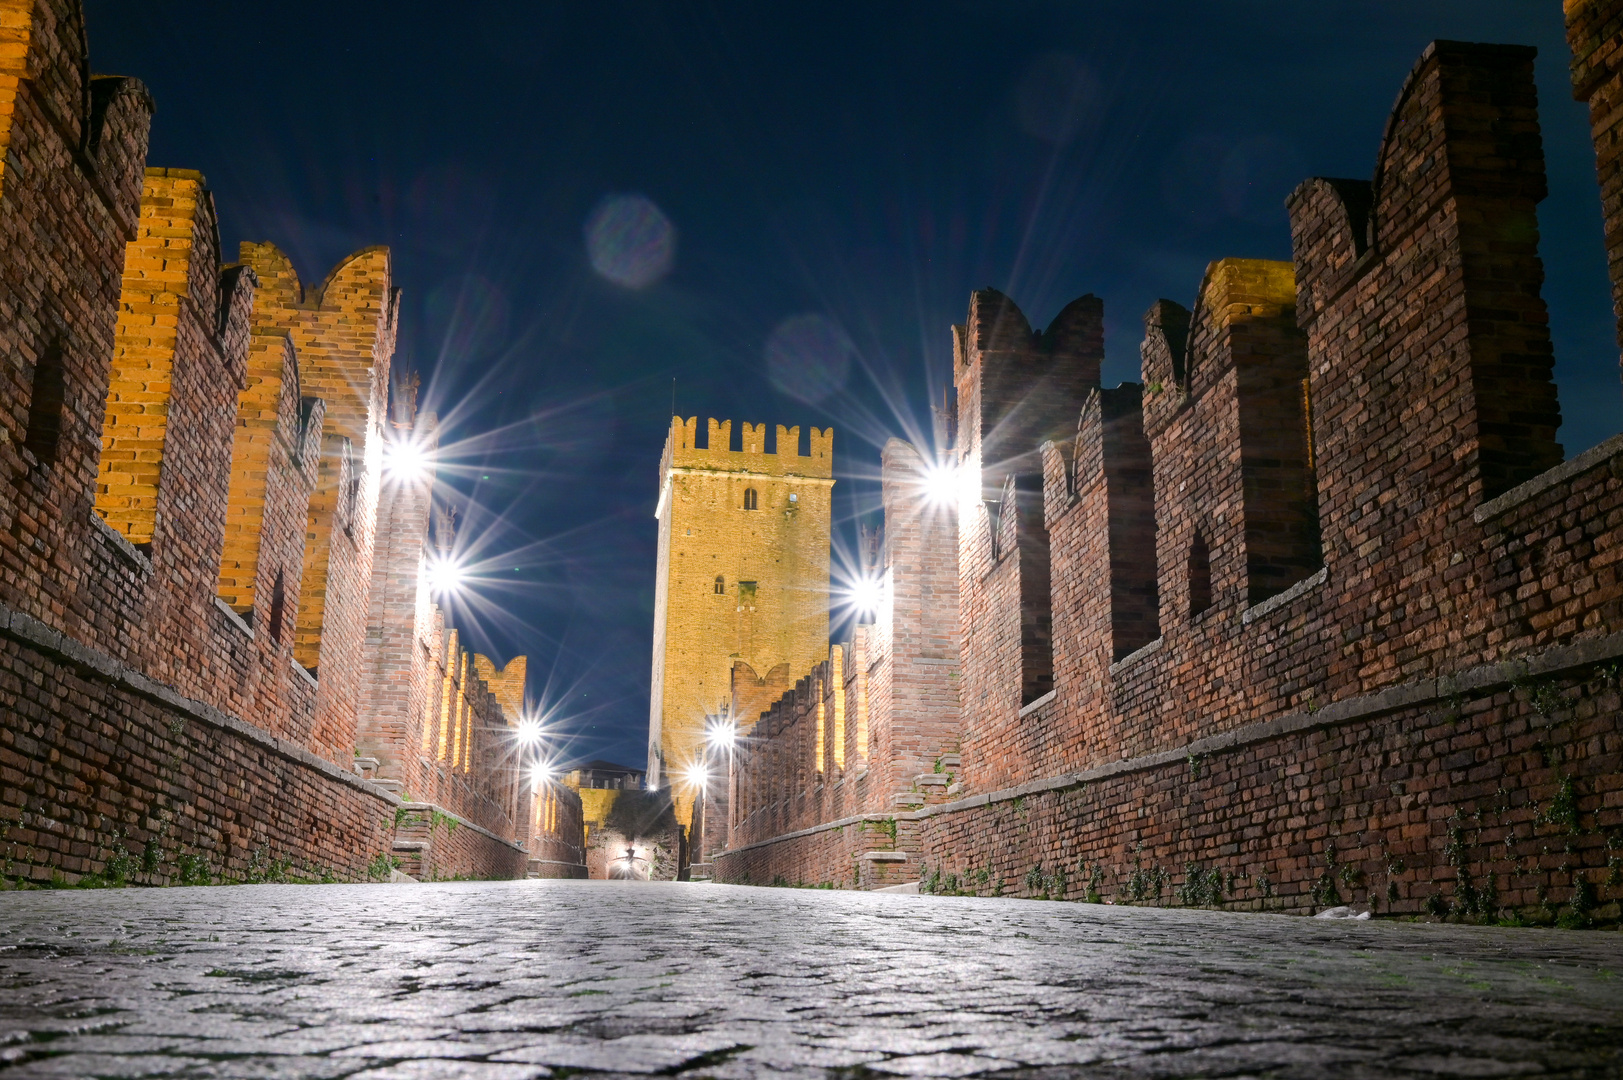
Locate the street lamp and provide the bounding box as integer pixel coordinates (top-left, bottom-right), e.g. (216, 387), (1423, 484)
(705, 718), (737, 753)
(920, 458), (958, 507)
(530, 760), (553, 792)
(425, 553), (464, 597)
(682, 761), (708, 794)
(384, 436), (432, 485)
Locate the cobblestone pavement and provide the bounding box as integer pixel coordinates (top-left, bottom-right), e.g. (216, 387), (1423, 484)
(1, 881), (1621, 1079)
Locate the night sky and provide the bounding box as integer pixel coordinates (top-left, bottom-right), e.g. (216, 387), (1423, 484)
(86, 2), (1617, 770)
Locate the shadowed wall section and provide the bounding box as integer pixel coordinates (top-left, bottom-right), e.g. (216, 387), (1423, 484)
(714, 36), (1623, 926)
(0, 0), (568, 887)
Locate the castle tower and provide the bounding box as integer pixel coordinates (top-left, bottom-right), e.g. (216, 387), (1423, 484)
(649, 417), (833, 822)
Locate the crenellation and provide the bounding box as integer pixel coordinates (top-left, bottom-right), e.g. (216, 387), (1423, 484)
(650, 413), (832, 826)
(0, 0), (562, 887)
(716, 28), (1623, 924)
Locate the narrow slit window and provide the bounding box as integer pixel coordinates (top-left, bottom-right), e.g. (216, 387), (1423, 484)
(24, 338), (66, 466)
(1189, 531), (1213, 618)
(743, 487), (758, 510)
(268, 569), (286, 643)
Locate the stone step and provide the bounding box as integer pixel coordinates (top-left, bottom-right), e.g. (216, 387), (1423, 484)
(353, 755), (380, 776)
(938, 754), (961, 769)
(859, 851), (908, 863)
(893, 792), (925, 808)
(915, 773), (949, 787)
(370, 778), (404, 793)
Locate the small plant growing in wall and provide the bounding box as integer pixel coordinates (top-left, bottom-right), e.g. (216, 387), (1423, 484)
(79, 830), (137, 889)
(1310, 842), (1342, 910)
(175, 852), (211, 886)
(1177, 863), (1222, 907)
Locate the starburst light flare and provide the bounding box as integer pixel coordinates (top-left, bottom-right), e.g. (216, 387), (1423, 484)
(425, 554), (465, 597)
(383, 436), (432, 485)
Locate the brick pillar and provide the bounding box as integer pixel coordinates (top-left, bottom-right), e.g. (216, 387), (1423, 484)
(1567, 0), (1623, 362)
(240, 241), (399, 762)
(356, 407), (437, 785)
(954, 290), (1101, 790)
(1142, 260), (1314, 631)
(1288, 41), (1564, 684)
(868, 438), (961, 800)
(93, 169), (258, 708)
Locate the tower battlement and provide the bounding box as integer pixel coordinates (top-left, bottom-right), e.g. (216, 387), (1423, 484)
(660, 416), (833, 485)
(648, 414), (833, 824)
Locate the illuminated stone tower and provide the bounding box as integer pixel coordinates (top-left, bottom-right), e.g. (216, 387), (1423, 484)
(649, 417), (833, 819)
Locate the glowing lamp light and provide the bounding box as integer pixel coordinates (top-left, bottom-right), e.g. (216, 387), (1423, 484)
(530, 760), (553, 791)
(921, 460), (959, 507)
(384, 437), (431, 484)
(706, 721), (737, 752)
(425, 555), (463, 597)
(515, 717), (542, 744)
(848, 575), (883, 617)
(682, 762), (708, 793)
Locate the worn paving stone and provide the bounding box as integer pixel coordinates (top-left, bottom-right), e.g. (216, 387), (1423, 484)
(0, 880), (1620, 1078)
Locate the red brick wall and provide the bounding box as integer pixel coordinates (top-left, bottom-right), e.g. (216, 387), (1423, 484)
(712, 38), (1623, 923)
(0, 0), (153, 662)
(238, 241), (399, 765)
(718, 439), (961, 884)
(1569, 0), (1623, 358)
(0, 606), (398, 886)
(0, 0), (532, 886)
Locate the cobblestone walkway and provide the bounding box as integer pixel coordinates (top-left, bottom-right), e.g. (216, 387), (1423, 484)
(1, 881), (1620, 1078)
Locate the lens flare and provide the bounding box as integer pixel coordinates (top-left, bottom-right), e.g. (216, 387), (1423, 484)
(847, 575), (883, 617)
(921, 459), (959, 507)
(384, 437), (431, 484)
(706, 720), (736, 751)
(682, 762), (708, 792)
(585, 194), (676, 288)
(425, 554), (464, 597)
(515, 717), (542, 744)
(765, 313), (854, 404)
(530, 760), (553, 790)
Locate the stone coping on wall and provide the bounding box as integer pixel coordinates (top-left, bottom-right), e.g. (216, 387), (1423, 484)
(213, 597), (254, 639)
(0, 599), (397, 809)
(1241, 566), (1327, 626)
(1108, 636), (1163, 677)
(292, 657), (318, 688)
(717, 626), (1623, 863)
(1017, 690), (1056, 718)
(1475, 431), (1623, 524)
(396, 801), (526, 854)
(91, 512), (152, 575)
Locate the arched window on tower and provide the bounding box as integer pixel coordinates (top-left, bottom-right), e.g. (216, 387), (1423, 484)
(743, 487), (758, 510)
(713, 575), (725, 594)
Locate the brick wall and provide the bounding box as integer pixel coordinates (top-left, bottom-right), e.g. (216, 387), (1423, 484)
(529, 782), (587, 878)
(1568, 0), (1623, 355)
(711, 36), (1623, 924)
(716, 438), (960, 887)
(239, 241), (398, 764)
(649, 415), (834, 824)
(0, 0), (547, 887)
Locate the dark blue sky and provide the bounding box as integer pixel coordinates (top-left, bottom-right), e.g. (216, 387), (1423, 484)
(87, 2), (1618, 769)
